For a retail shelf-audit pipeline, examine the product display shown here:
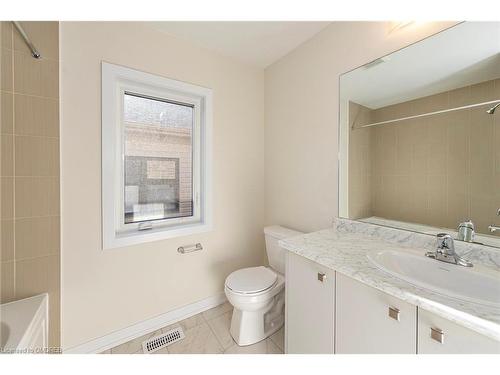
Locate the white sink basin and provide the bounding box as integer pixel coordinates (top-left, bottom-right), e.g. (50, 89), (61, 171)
(367, 249), (500, 308)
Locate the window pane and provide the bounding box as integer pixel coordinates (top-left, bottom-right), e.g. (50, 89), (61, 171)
(123, 93), (193, 224)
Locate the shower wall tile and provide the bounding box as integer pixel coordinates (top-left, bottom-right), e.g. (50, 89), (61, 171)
(373, 124), (397, 175)
(15, 216), (60, 259)
(412, 91), (449, 114)
(1, 134), (13, 176)
(427, 174), (447, 227)
(1, 177), (14, 219)
(350, 78), (500, 237)
(13, 22), (59, 61)
(447, 111), (470, 176)
(409, 174), (428, 225)
(47, 291), (61, 348)
(15, 136), (59, 176)
(14, 94), (59, 137)
(469, 108), (494, 178)
(1, 261), (15, 302)
(348, 102), (373, 219)
(15, 254), (60, 300)
(470, 80), (496, 103)
(446, 172), (469, 229)
(1, 91), (13, 134)
(409, 120), (428, 175)
(494, 79), (500, 99)
(470, 173), (496, 233)
(395, 122), (412, 175)
(3, 21), (61, 346)
(449, 85), (471, 108)
(1, 219), (14, 261)
(1, 22), (13, 49)
(1, 48), (13, 91)
(14, 176), (60, 218)
(426, 115), (448, 175)
(13, 50), (59, 98)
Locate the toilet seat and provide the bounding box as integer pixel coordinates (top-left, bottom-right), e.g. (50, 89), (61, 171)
(225, 266), (277, 295)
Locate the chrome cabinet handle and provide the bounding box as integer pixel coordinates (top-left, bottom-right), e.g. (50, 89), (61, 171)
(430, 327), (444, 344)
(317, 272), (326, 282)
(388, 306), (400, 321)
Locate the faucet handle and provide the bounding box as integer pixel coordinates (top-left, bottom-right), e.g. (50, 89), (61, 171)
(436, 233), (454, 252)
(436, 233), (452, 241)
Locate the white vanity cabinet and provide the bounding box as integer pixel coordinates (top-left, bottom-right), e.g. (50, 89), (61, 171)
(285, 251), (500, 354)
(418, 309), (500, 354)
(285, 252), (335, 354)
(335, 273), (417, 353)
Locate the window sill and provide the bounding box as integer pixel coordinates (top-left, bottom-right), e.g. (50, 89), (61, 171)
(103, 222), (212, 250)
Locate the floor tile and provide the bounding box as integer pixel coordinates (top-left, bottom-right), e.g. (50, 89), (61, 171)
(270, 326), (284, 351)
(201, 301), (233, 321)
(224, 338), (282, 354)
(108, 302), (284, 355)
(152, 346), (169, 354)
(206, 311), (234, 350)
(167, 322), (223, 354)
(111, 329), (163, 354)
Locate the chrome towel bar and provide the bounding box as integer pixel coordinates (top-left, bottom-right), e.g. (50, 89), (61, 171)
(177, 243), (203, 254)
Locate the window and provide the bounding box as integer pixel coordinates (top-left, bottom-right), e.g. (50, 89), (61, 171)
(102, 63), (212, 249)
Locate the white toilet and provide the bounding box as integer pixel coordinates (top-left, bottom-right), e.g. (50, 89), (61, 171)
(224, 225), (303, 346)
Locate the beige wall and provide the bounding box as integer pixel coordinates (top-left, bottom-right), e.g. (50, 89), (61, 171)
(264, 21), (458, 233)
(0, 21), (60, 347)
(60, 22), (265, 349)
(367, 79), (500, 234)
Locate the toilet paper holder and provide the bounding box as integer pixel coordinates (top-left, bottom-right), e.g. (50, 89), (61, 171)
(177, 243), (203, 254)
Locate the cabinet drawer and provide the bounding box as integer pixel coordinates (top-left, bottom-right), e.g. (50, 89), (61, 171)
(285, 252), (335, 354)
(418, 309), (500, 354)
(336, 273), (417, 353)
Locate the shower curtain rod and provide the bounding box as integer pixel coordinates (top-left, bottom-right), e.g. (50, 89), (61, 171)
(12, 21), (41, 59)
(352, 98), (500, 129)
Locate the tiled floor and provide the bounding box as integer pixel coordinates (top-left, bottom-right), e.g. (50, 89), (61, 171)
(101, 302), (284, 354)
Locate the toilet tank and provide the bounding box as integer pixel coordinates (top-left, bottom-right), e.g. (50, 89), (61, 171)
(264, 225), (303, 275)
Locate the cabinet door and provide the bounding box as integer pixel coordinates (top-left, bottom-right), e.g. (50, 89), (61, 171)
(285, 252), (335, 354)
(418, 309), (500, 354)
(336, 273), (417, 353)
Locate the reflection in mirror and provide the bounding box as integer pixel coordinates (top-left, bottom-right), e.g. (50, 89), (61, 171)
(339, 22), (500, 248)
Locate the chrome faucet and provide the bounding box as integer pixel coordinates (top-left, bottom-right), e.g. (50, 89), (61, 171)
(488, 209), (500, 234)
(425, 233), (473, 267)
(457, 219), (475, 242)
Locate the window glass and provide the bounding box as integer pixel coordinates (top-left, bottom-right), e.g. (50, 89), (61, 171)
(123, 93), (193, 224)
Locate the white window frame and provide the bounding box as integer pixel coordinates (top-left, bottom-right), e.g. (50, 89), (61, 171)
(102, 62), (212, 249)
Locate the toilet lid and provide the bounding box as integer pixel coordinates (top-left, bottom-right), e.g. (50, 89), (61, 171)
(225, 266), (278, 294)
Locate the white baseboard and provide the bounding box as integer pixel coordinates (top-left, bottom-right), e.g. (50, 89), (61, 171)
(63, 292), (227, 354)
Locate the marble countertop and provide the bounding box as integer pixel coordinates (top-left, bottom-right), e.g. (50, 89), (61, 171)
(279, 220), (500, 342)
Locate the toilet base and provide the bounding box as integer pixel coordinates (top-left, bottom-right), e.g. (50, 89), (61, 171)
(229, 290), (285, 346)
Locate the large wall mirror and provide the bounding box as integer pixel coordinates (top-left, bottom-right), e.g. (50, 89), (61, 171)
(339, 22), (500, 248)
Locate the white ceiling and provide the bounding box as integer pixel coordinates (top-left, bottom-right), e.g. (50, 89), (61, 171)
(147, 21), (331, 68)
(341, 22), (500, 109)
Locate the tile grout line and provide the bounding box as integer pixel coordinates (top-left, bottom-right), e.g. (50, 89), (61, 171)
(204, 310), (229, 353)
(10, 22), (16, 300)
(269, 332), (284, 354)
